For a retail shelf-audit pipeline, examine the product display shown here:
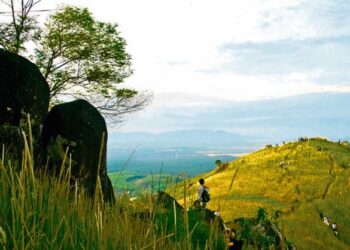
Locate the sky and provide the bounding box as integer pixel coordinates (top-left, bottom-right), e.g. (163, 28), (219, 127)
(3, 0), (350, 138)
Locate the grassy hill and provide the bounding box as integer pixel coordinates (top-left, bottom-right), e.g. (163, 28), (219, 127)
(169, 138), (350, 249)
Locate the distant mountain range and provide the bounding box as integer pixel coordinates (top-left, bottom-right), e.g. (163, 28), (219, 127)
(108, 129), (259, 150)
(106, 130), (260, 175)
(120, 92), (350, 142)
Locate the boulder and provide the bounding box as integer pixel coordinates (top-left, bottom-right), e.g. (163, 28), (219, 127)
(41, 99), (115, 203)
(192, 200), (226, 230)
(156, 191), (184, 211)
(0, 49), (50, 145)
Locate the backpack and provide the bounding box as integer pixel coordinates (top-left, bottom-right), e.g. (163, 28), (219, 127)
(201, 188), (210, 202)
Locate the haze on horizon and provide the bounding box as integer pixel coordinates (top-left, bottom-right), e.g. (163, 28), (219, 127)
(20, 0), (350, 140)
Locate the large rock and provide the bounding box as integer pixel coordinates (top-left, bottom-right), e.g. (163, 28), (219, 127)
(41, 99), (115, 203)
(156, 191), (184, 211)
(0, 49), (50, 145)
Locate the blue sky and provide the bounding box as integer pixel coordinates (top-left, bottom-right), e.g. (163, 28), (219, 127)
(11, 0), (350, 138)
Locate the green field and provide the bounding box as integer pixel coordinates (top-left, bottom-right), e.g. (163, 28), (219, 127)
(170, 138), (350, 249)
(108, 170), (178, 194)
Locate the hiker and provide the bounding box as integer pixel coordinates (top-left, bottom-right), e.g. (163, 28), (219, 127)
(332, 222), (338, 236)
(224, 228), (243, 250)
(198, 178), (210, 208)
(324, 217), (330, 226)
(214, 211), (221, 217)
(319, 211), (323, 220)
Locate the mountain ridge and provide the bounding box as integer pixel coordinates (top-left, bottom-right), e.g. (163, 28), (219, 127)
(108, 129), (259, 149)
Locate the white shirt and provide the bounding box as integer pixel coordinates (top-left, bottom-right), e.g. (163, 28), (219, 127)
(198, 185), (204, 201)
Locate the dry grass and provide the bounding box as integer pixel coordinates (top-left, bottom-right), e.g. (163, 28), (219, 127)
(170, 138), (350, 249)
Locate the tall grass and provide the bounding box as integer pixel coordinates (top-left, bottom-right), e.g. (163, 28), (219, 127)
(0, 128), (226, 249)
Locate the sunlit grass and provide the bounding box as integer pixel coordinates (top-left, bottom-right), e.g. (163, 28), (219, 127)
(170, 138), (350, 249)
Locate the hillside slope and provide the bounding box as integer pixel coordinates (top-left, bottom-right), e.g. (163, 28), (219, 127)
(169, 138), (350, 249)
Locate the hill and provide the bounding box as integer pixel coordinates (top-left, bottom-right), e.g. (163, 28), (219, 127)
(169, 138), (350, 249)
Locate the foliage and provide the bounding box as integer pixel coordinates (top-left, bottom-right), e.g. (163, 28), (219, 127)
(35, 7), (129, 96)
(0, 0), (41, 54)
(215, 159), (222, 167)
(257, 207), (268, 223)
(237, 209), (277, 249)
(239, 218), (253, 243)
(215, 161), (229, 173)
(154, 204), (226, 249)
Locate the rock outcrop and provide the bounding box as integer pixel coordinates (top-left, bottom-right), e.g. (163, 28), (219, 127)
(41, 99), (115, 203)
(0, 49), (50, 148)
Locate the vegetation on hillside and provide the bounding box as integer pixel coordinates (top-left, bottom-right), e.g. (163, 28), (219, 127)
(170, 138), (350, 249)
(0, 135), (226, 249)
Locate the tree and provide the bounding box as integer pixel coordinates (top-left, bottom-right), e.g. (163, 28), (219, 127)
(0, 2), (150, 124)
(215, 159), (222, 167)
(256, 207), (268, 223)
(0, 0), (41, 54)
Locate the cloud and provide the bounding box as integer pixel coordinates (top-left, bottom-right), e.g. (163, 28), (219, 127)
(196, 1), (350, 88)
(217, 36), (350, 79)
(254, 0), (350, 41)
(162, 60), (189, 66)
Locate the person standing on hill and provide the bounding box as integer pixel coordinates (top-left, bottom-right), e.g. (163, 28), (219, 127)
(198, 178), (210, 208)
(324, 216), (330, 226)
(332, 222), (338, 236)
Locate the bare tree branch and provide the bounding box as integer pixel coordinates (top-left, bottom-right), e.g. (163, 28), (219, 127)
(0, 0), (41, 53)
(90, 91), (153, 125)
